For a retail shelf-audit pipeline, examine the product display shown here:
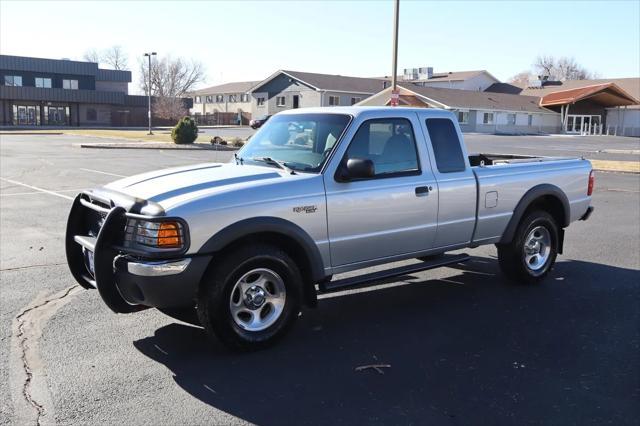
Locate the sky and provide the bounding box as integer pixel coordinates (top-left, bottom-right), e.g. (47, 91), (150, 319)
(1, 0), (639, 94)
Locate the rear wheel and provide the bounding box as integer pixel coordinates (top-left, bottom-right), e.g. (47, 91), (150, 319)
(197, 243), (302, 351)
(497, 210), (558, 284)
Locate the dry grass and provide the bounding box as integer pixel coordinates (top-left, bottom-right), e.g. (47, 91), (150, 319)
(590, 160), (640, 174)
(62, 129), (175, 142)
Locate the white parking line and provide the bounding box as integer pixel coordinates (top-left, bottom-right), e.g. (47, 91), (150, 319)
(0, 189), (82, 197)
(0, 177), (74, 201)
(79, 168), (126, 178)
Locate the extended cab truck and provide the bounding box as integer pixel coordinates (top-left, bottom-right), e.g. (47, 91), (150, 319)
(66, 107), (595, 350)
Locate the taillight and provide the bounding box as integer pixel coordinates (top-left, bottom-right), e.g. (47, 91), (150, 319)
(587, 170), (595, 196)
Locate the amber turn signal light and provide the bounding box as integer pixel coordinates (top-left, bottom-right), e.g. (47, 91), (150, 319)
(157, 222), (181, 248)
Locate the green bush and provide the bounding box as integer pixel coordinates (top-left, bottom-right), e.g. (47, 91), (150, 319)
(171, 116), (198, 144)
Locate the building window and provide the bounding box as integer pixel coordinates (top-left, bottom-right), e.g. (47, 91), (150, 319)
(257, 97), (265, 106)
(507, 113), (516, 125)
(205, 95), (213, 103)
(228, 94), (237, 103)
(240, 94), (249, 102)
(194, 96), (202, 103)
(350, 97), (361, 105)
(4, 75), (22, 86)
(216, 95), (224, 103)
(457, 111), (469, 124)
(63, 79), (78, 90)
(276, 96), (286, 107)
(328, 96), (340, 106)
(482, 112), (494, 125)
(86, 108), (97, 121)
(35, 77), (52, 88)
(12, 105), (40, 125)
(528, 114), (533, 126)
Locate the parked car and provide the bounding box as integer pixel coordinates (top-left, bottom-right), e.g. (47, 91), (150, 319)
(66, 107), (594, 351)
(249, 114), (271, 129)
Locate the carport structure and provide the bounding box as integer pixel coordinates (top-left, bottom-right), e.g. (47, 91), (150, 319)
(539, 83), (639, 134)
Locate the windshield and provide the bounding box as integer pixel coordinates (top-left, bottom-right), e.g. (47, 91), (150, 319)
(237, 113), (351, 173)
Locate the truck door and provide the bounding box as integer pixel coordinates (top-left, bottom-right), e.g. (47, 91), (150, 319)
(324, 115), (438, 267)
(417, 114), (476, 248)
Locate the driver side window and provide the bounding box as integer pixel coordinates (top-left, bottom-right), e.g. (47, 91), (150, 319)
(344, 118), (419, 177)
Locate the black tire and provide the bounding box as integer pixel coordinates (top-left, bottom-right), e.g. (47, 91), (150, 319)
(197, 243), (302, 351)
(497, 210), (559, 284)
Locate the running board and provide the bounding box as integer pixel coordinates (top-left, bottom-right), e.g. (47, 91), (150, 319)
(318, 253), (470, 293)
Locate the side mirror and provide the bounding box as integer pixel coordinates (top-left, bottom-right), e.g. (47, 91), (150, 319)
(338, 158), (375, 181)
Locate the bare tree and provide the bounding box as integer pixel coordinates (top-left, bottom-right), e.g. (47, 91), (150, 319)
(153, 97), (189, 121)
(82, 45), (128, 70)
(140, 56), (205, 97)
(139, 56), (205, 120)
(103, 45), (128, 70)
(534, 55), (556, 78)
(508, 71), (535, 86)
(533, 55), (594, 81)
(83, 48), (101, 64)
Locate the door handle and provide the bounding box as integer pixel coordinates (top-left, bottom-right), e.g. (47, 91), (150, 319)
(415, 186), (431, 196)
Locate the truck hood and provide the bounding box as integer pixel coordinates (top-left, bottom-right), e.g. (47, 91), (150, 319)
(102, 162), (284, 213)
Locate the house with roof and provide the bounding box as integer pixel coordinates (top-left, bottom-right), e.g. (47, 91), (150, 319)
(357, 83), (560, 134)
(191, 80), (258, 122)
(247, 70), (389, 116)
(398, 68), (500, 92)
(487, 78), (640, 136)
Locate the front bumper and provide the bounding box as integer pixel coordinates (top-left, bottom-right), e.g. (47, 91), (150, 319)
(65, 194), (210, 313)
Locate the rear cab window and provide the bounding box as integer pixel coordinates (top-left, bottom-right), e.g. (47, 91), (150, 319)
(425, 118), (466, 173)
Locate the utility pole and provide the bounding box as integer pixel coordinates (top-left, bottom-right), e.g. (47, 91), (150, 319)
(144, 52), (157, 134)
(390, 0), (400, 106)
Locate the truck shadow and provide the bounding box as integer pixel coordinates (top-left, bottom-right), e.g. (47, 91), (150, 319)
(133, 257), (639, 426)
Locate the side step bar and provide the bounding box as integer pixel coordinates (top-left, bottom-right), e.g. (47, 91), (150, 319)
(319, 253), (470, 293)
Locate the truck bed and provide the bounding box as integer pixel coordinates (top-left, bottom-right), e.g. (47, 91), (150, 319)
(468, 153), (577, 167)
(468, 154), (592, 245)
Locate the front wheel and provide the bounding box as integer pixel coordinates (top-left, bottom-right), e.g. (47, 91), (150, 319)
(497, 210), (559, 284)
(197, 243), (302, 351)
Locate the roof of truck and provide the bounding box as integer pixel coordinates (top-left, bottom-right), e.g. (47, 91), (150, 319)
(276, 106), (455, 116)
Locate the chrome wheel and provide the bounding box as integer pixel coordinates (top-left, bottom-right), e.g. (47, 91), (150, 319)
(523, 226), (552, 271)
(229, 268), (286, 332)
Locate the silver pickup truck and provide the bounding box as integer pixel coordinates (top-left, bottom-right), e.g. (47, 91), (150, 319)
(66, 107), (594, 350)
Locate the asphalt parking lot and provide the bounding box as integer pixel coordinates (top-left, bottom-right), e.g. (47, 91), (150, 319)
(1, 133), (639, 425)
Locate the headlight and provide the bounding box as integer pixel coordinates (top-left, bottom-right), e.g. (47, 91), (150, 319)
(124, 219), (187, 252)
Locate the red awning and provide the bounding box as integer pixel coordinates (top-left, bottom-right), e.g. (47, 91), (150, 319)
(540, 83), (639, 107)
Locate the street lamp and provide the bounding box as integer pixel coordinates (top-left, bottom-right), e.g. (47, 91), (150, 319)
(390, 0), (400, 107)
(144, 52), (157, 134)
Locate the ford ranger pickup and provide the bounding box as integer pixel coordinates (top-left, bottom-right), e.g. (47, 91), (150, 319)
(66, 107), (594, 350)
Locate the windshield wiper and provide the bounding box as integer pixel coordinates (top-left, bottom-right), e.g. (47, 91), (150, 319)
(251, 157), (296, 175)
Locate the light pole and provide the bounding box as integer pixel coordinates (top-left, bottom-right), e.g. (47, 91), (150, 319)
(144, 52), (156, 134)
(390, 0), (400, 106)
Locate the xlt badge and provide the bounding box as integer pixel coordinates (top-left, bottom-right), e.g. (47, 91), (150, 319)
(293, 205), (318, 214)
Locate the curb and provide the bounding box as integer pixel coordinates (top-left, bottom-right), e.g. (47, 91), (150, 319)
(78, 143), (239, 151)
(0, 132), (64, 136)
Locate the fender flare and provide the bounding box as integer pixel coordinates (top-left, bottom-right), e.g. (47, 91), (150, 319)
(198, 217), (327, 305)
(499, 184), (570, 244)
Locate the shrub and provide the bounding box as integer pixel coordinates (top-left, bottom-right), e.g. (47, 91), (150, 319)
(210, 136), (224, 145)
(229, 137), (245, 147)
(171, 116), (198, 144)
